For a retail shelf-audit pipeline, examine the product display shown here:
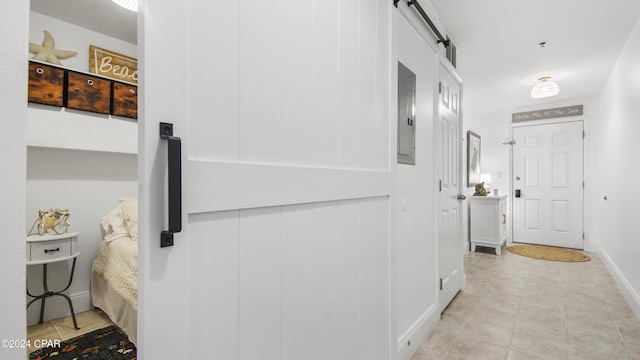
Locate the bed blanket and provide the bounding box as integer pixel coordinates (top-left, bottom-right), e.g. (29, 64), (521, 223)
(92, 236), (137, 309)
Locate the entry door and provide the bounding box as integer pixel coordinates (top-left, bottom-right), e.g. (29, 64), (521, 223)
(512, 121), (584, 249)
(138, 1), (392, 359)
(437, 63), (462, 313)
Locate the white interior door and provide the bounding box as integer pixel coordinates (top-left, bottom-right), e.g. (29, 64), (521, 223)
(139, 1), (393, 359)
(436, 63), (462, 313)
(512, 121), (584, 249)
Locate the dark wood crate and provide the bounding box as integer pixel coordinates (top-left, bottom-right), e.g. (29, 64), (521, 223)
(66, 72), (111, 114)
(112, 82), (138, 119)
(28, 62), (64, 106)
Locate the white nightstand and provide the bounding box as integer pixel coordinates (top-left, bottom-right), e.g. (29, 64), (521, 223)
(470, 196), (508, 255)
(26, 231), (80, 329)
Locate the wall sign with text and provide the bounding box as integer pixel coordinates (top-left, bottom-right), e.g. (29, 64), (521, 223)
(89, 45), (137, 84)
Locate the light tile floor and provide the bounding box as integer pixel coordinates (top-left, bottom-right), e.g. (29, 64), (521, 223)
(411, 248), (640, 360)
(25, 250), (640, 359)
(26, 309), (114, 357)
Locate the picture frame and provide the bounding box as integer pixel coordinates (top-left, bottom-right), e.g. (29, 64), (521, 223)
(467, 130), (481, 187)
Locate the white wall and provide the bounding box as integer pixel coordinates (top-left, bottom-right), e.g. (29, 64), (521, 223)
(393, 8), (439, 359)
(590, 16), (640, 318)
(29, 11), (137, 75)
(25, 12), (138, 324)
(460, 15), (640, 319)
(459, 107), (512, 252)
(4, 2), (465, 359)
(462, 95), (598, 251)
(28, 12), (137, 154)
(27, 105), (137, 154)
(26, 148), (137, 324)
(0, 0), (28, 357)
(476, 97), (597, 196)
(463, 109), (512, 197)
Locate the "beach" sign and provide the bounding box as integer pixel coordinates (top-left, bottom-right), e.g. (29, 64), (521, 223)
(89, 45), (137, 84)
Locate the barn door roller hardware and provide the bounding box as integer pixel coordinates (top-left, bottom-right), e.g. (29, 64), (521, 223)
(394, 0), (450, 48)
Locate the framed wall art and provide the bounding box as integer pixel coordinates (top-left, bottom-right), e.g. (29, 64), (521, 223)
(467, 130), (481, 187)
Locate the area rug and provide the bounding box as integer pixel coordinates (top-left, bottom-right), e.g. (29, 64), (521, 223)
(507, 244), (591, 262)
(29, 325), (136, 360)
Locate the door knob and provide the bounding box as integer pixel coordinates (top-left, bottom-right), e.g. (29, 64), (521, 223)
(515, 189), (521, 198)
(457, 194), (467, 200)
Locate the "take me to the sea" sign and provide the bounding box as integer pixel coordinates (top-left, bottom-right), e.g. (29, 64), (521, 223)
(89, 45), (137, 84)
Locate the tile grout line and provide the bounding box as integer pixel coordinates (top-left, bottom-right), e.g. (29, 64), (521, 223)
(414, 251), (639, 360)
(438, 259), (482, 360)
(51, 319), (65, 341)
(562, 272), (569, 360)
(602, 280), (633, 359)
(447, 252), (510, 360)
(505, 258), (532, 360)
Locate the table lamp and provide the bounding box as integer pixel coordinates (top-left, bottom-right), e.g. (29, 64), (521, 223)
(479, 173), (492, 193)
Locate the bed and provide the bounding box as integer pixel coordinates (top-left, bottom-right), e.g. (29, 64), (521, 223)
(91, 198), (138, 344)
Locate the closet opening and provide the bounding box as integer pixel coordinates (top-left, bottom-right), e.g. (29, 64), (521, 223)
(26, 0), (138, 357)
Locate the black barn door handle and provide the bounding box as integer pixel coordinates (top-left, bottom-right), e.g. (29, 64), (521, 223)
(160, 122), (182, 247)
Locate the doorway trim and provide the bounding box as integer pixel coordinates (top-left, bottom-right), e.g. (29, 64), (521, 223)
(1, 0), (28, 351)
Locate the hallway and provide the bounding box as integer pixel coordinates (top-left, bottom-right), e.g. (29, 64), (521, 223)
(411, 249), (640, 360)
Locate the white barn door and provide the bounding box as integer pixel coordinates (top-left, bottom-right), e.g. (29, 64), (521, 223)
(512, 121), (584, 249)
(139, 1), (392, 359)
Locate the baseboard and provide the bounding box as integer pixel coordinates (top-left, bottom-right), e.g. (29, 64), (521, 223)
(597, 245), (640, 320)
(27, 291), (92, 326)
(396, 303), (439, 360)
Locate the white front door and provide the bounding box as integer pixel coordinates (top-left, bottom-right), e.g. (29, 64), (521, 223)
(436, 63), (462, 313)
(139, 1), (392, 359)
(512, 121), (584, 249)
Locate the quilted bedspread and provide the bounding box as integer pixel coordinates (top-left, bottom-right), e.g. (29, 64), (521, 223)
(92, 236), (138, 310)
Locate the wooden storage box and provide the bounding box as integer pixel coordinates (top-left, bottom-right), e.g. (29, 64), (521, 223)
(28, 62), (64, 106)
(112, 81), (138, 119)
(66, 71), (111, 114)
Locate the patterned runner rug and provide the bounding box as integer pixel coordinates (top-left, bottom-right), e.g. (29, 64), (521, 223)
(29, 325), (136, 360)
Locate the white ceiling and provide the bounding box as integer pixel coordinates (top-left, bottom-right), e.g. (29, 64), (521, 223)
(429, 0), (640, 114)
(30, 0), (137, 44)
(31, 0), (640, 115)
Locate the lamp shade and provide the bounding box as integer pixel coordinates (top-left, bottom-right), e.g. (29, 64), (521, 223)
(113, 0), (138, 12)
(479, 173), (493, 184)
(531, 76), (559, 99)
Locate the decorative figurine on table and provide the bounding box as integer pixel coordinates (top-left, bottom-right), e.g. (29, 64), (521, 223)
(27, 208), (70, 236)
(473, 182), (488, 196)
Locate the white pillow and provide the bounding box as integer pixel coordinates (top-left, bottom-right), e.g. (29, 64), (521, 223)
(101, 206), (131, 242)
(118, 198), (138, 241)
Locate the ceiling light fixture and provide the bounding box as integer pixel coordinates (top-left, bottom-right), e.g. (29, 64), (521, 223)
(531, 76), (559, 99)
(113, 0), (138, 12)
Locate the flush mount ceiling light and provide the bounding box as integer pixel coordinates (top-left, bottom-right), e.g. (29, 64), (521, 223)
(531, 76), (559, 99)
(113, 0), (138, 12)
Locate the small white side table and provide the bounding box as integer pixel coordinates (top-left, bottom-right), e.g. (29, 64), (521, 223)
(26, 231), (80, 329)
(470, 196), (508, 255)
